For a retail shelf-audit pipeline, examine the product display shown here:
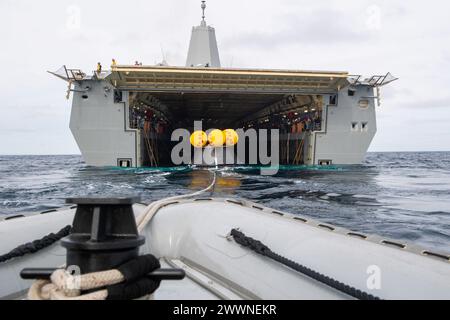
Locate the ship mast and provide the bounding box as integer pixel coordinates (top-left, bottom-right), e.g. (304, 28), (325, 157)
(201, 1), (206, 24)
(186, 1), (221, 67)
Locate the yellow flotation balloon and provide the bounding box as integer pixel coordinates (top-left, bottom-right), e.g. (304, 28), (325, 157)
(190, 131), (207, 148)
(208, 129), (225, 147)
(223, 129), (239, 146)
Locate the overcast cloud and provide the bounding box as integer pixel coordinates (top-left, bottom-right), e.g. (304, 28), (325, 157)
(1, 0), (449, 154)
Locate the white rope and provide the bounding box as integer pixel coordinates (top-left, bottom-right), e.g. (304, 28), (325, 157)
(28, 269), (123, 300)
(136, 169), (217, 233)
(28, 169), (218, 300)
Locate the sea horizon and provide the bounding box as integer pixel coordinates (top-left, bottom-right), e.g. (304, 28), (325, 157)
(1, 150), (450, 157)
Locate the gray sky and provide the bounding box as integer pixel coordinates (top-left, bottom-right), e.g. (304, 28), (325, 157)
(1, 0), (449, 154)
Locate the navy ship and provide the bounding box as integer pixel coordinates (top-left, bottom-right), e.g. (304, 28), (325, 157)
(49, 1), (397, 168)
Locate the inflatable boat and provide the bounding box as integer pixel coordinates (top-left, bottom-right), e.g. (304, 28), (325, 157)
(0, 190), (449, 300)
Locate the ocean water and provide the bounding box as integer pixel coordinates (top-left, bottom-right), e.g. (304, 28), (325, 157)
(0, 152), (449, 253)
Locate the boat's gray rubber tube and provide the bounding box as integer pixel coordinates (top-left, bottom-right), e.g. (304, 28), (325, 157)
(230, 229), (381, 300)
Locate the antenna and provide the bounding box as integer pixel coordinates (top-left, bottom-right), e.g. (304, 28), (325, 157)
(160, 43), (166, 61)
(201, 1), (206, 22)
(159, 43), (169, 66)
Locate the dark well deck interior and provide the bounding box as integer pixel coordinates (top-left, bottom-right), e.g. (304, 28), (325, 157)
(130, 91), (323, 167)
(148, 92), (286, 128)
